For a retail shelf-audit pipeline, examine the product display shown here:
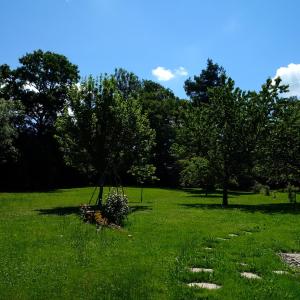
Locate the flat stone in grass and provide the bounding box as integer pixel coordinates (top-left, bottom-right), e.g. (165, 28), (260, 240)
(190, 268), (213, 273)
(280, 253), (300, 268)
(187, 282), (221, 290)
(241, 272), (261, 279)
(273, 270), (289, 275)
(204, 247), (213, 250)
(216, 237), (229, 241)
(228, 233), (238, 237)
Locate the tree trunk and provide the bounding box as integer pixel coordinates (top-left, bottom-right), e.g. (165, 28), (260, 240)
(222, 176), (228, 207)
(97, 185), (104, 208)
(97, 175), (105, 208)
(140, 186), (144, 203)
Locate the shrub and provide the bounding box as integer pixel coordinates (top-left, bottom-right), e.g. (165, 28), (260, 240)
(252, 182), (270, 196)
(263, 185), (270, 196)
(104, 192), (130, 225)
(252, 182), (264, 194)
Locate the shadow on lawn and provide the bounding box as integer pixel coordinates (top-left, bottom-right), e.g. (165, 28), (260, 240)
(180, 203), (300, 214)
(36, 205), (151, 216)
(182, 188), (254, 198)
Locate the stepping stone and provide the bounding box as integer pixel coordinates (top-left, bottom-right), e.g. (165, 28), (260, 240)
(204, 247), (213, 250)
(228, 233), (238, 237)
(280, 253), (300, 268)
(187, 282), (221, 290)
(240, 272), (261, 279)
(273, 270), (289, 275)
(190, 268), (213, 273)
(216, 237), (229, 241)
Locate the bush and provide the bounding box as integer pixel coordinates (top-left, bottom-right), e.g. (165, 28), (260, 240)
(104, 192), (130, 225)
(252, 182), (264, 194)
(263, 185), (270, 196)
(252, 182), (270, 196)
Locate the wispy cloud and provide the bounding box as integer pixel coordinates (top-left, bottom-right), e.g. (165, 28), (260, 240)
(152, 66), (188, 81)
(273, 63), (300, 97)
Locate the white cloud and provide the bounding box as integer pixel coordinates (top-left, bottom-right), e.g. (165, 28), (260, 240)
(152, 67), (175, 81)
(152, 66), (188, 81)
(273, 63), (300, 97)
(175, 67), (188, 76)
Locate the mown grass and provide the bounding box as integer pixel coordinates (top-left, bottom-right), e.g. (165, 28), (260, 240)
(1, 187), (300, 299)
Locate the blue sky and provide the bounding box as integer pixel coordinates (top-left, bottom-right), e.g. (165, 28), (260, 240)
(1, 0), (300, 98)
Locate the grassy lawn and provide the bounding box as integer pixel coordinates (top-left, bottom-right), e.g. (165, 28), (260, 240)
(1, 187), (300, 299)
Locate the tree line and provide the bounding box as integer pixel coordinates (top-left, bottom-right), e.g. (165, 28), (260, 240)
(0, 50), (299, 205)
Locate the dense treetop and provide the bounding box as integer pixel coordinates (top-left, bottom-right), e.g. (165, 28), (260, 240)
(0, 50), (299, 206)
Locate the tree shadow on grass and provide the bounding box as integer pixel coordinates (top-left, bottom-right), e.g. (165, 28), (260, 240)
(182, 188), (254, 198)
(36, 206), (80, 216)
(180, 203), (300, 215)
(36, 205), (152, 216)
(130, 205), (152, 213)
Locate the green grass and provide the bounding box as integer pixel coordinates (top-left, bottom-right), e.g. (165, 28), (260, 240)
(1, 187), (300, 299)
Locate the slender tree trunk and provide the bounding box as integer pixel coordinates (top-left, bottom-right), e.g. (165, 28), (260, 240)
(97, 186), (104, 207)
(140, 186), (144, 203)
(97, 176), (105, 208)
(222, 175), (229, 207)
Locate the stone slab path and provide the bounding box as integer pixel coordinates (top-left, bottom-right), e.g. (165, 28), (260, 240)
(190, 267), (213, 273)
(185, 229), (295, 291)
(241, 272), (261, 279)
(187, 282), (221, 290)
(273, 270), (289, 275)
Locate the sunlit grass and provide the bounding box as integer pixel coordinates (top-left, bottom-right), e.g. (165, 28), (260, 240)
(1, 187), (300, 299)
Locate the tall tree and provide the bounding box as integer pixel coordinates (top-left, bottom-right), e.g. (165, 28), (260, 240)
(11, 50), (79, 135)
(184, 59), (226, 106)
(0, 50), (80, 188)
(253, 90), (300, 186)
(56, 75), (155, 205)
(140, 80), (186, 185)
(0, 99), (23, 164)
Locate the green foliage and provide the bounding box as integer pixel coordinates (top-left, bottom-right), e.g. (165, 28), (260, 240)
(184, 58), (226, 105)
(104, 192), (130, 225)
(139, 80), (185, 185)
(254, 94), (300, 185)
(55, 75), (155, 186)
(0, 99), (23, 164)
(179, 157), (214, 190)
(8, 49), (79, 134)
(128, 164), (158, 185)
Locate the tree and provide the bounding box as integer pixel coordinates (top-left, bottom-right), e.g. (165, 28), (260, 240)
(0, 50), (80, 188)
(140, 80), (186, 185)
(179, 157), (215, 195)
(56, 75), (155, 205)
(184, 59), (226, 106)
(128, 164), (158, 202)
(253, 89), (300, 186)
(0, 99), (23, 164)
(11, 50), (79, 135)
(175, 77), (251, 205)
